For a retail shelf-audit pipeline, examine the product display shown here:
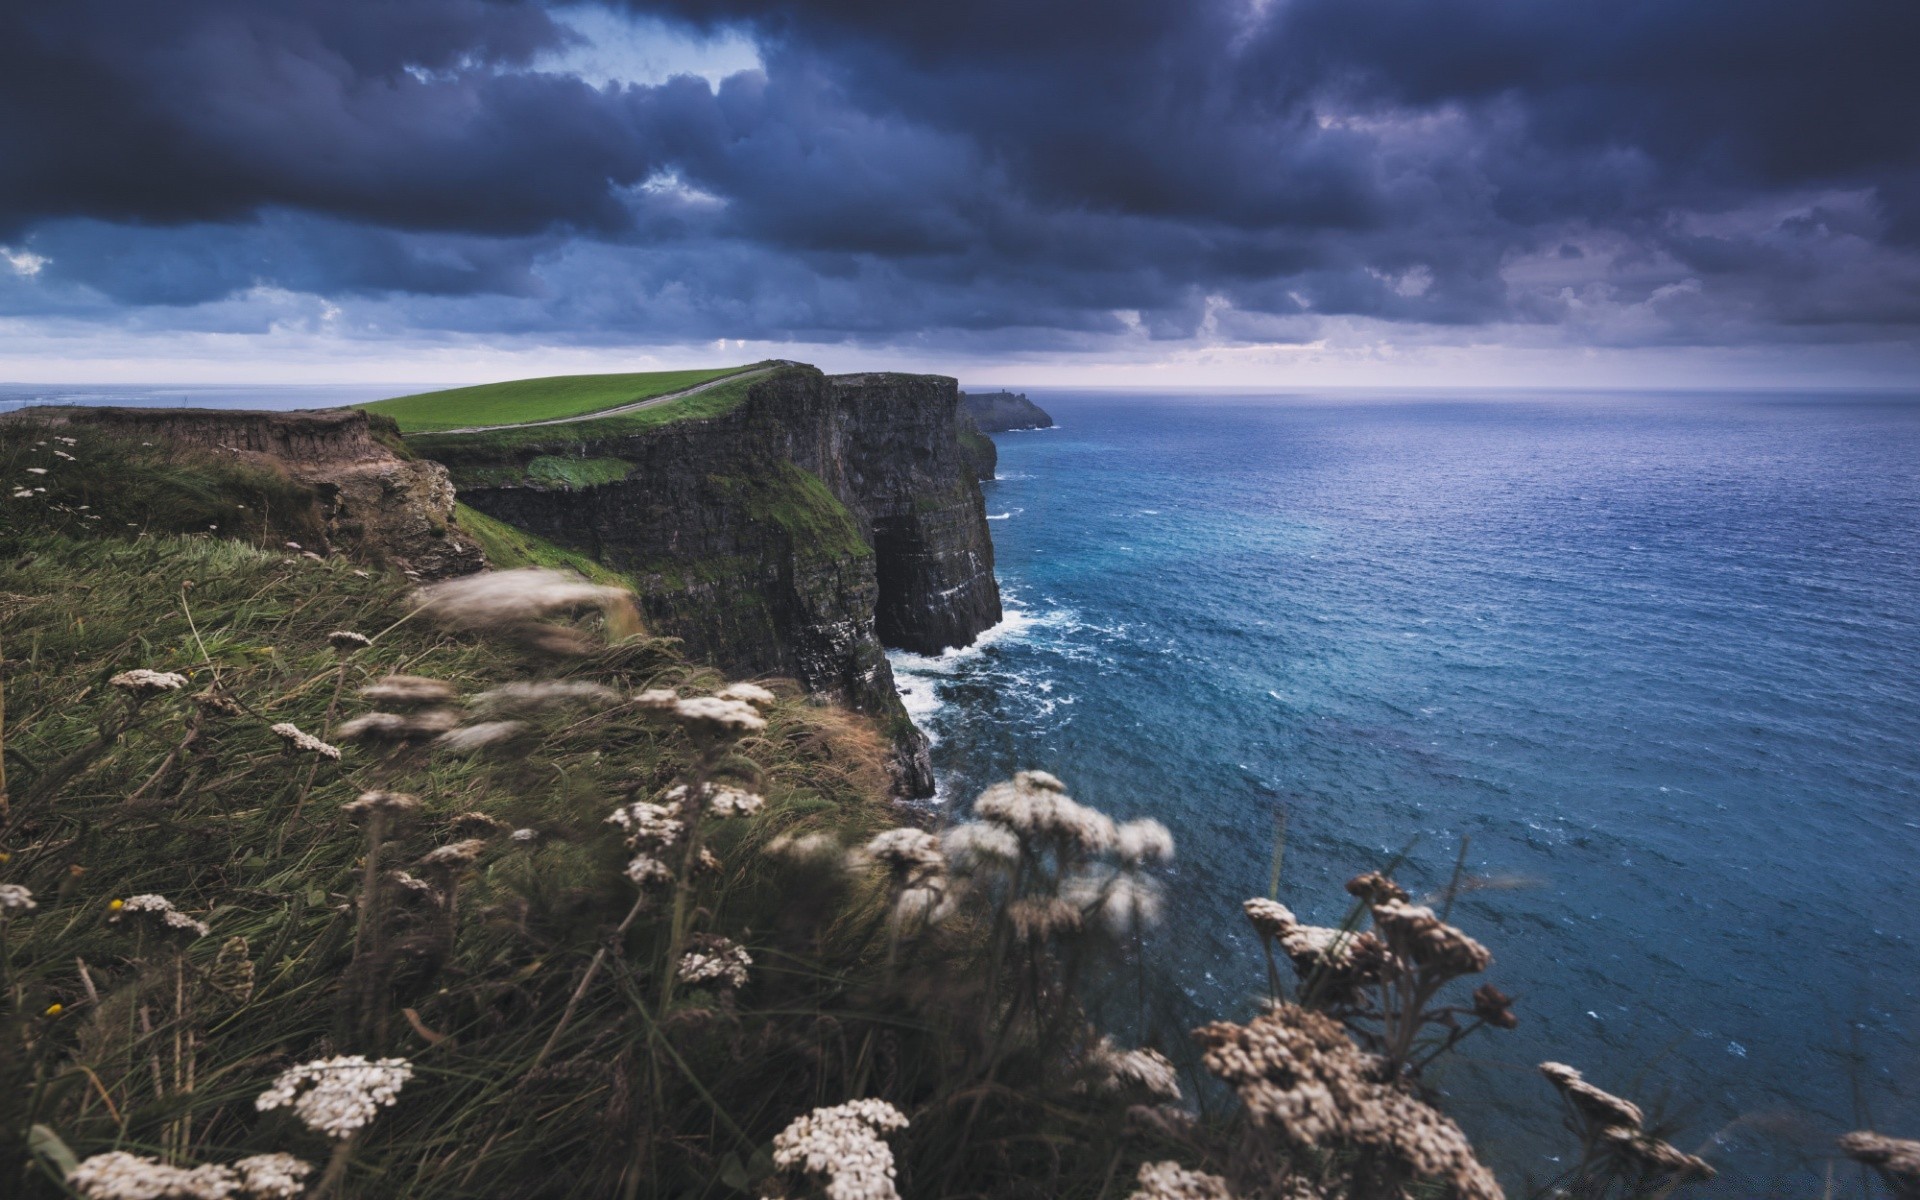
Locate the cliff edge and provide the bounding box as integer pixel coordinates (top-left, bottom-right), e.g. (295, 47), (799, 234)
(422, 365), (1002, 796)
(961, 389), (1054, 432)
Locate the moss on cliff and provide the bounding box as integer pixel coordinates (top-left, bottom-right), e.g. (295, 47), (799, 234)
(711, 462), (873, 565)
(524, 455), (631, 488)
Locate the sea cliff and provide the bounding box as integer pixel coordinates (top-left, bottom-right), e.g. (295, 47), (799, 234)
(961, 389), (1054, 432)
(417, 365), (1002, 795)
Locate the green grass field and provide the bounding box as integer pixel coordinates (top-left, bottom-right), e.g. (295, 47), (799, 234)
(361, 364), (758, 433)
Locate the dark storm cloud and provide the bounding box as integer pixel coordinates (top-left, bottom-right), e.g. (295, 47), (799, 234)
(3, 0), (1917, 351)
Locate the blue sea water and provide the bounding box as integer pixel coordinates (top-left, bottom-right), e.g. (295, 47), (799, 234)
(892, 389), (1920, 1194)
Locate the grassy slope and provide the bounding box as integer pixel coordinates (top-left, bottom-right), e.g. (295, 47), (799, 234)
(362, 366), (754, 434)
(408, 372), (767, 469)
(452, 501), (635, 588)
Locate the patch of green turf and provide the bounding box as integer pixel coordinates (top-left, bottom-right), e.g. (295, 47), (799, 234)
(525, 455), (631, 489)
(411, 370), (770, 463)
(362, 364), (758, 433)
(454, 501), (635, 588)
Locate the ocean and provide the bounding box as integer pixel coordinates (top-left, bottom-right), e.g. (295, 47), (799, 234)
(891, 388), (1920, 1194)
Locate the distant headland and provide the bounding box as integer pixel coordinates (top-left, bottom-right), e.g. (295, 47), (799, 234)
(960, 389), (1054, 432)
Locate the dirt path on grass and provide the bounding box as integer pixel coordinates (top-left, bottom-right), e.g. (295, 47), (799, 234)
(433, 366), (776, 435)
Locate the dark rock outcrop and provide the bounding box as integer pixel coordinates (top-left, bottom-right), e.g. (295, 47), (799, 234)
(7, 406), (486, 579)
(957, 411), (997, 482)
(435, 365), (1002, 796)
(961, 390), (1054, 432)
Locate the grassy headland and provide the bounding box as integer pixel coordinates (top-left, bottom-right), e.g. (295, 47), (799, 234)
(362, 366), (759, 434)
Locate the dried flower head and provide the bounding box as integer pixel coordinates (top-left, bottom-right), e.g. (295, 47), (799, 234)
(1196, 1003), (1502, 1200)
(1086, 1038), (1183, 1102)
(387, 871), (441, 904)
(1008, 896), (1083, 939)
(326, 630), (372, 652)
(468, 680), (619, 716)
(769, 1099), (910, 1200)
(1599, 1127), (1716, 1179)
(671, 695), (767, 740)
(510, 827), (538, 842)
(973, 773), (1116, 854)
(1128, 1160), (1233, 1200)
(678, 935), (752, 989)
(270, 722), (340, 760)
(1065, 870), (1164, 933)
(767, 831), (842, 863)
(1538, 1062), (1645, 1132)
(716, 681), (778, 709)
(109, 668), (188, 696)
(0, 884), (35, 915)
(707, 785), (766, 817)
(67, 1151), (232, 1200)
(1116, 819), (1176, 866)
(116, 893), (211, 939)
(862, 828), (945, 877)
(434, 720), (528, 753)
(358, 675), (460, 706)
(448, 811), (509, 838)
(1371, 899), (1492, 979)
(1346, 871), (1411, 904)
(1243, 898), (1296, 939)
(941, 821), (1021, 871)
(206, 936), (256, 1005)
(634, 688), (680, 712)
(411, 568), (640, 653)
(255, 1054), (414, 1139)
(1839, 1131), (1920, 1195)
(342, 790), (419, 820)
(419, 839), (488, 869)
(1472, 983), (1518, 1029)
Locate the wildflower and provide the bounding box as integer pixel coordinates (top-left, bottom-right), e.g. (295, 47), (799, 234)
(0, 884), (35, 914)
(232, 1154), (315, 1199)
(634, 688), (679, 712)
(410, 568), (639, 652)
(1838, 1131), (1920, 1194)
(326, 630), (372, 651)
(342, 790), (419, 820)
(1370, 899), (1492, 979)
(67, 1151), (230, 1200)
(769, 1099), (910, 1200)
(116, 893), (211, 939)
(387, 871), (441, 904)
(336, 708), (460, 742)
(1064, 870), (1164, 933)
(1008, 896), (1082, 939)
(419, 839), (488, 868)
(510, 827), (538, 842)
(45, 1003), (63, 1016)
(1115, 818), (1175, 865)
(1538, 1062), (1645, 1131)
(468, 679), (619, 716)
(767, 831), (841, 863)
(625, 854), (674, 887)
(1345, 871), (1410, 904)
(1472, 983), (1518, 1029)
(448, 811), (509, 837)
(270, 722), (340, 760)
(862, 828), (944, 877)
(678, 935), (752, 990)
(109, 668), (188, 696)
(358, 675), (458, 706)
(10, 489), (30, 498)
(666, 781), (765, 817)
(1195, 1003), (1502, 1200)
(941, 821), (1020, 871)
(1599, 1127), (1716, 1179)
(974, 772), (1116, 854)
(206, 936), (256, 1005)
(255, 1054), (414, 1139)
(25, 466), (46, 475)
(694, 847), (723, 875)
(671, 695), (766, 740)
(1086, 1038), (1183, 1102)
(108, 898), (124, 912)
(716, 681), (778, 709)
(434, 720), (528, 752)
(1129, 1161), (1233, 1200)
(1243, 898), (1295, 939)
(892, 877), (954, 927)
(608, 801), (683, 849)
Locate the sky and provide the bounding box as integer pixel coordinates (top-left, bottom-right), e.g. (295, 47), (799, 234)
(3, 0), (1918, 389)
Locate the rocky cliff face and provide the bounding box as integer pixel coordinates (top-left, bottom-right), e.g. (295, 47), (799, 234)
(434, 366), (1002, 796)
(961, 389), (1054, 432)
(14, 406), (486, 579)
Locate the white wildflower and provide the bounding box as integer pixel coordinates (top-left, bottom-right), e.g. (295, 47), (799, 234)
(410, 568), (638, 652)
(608, 801), (683, 848)
(387, 871), (440, 903)
(66, 1151), (232, 1200)
(231, 1153), (315, 1199)
(677, 936), (752, 989)
(342, 790), (419, 820)
(668, 782), (764, 818)
(26, 466), (47, 475)
(1065, 870), (1164, 933)
(117, 893), (211, 939)
(109, 668), (188, 695)
(770, 1099), (910, 1200)
(863, 827), (944, 873)
(941, 821), (1021, 871)
(973, 772), (1116, 854)
(633, 688), (679, 711)
(11, 489), (34, 499)
(766, 831), (841, 863)
(468, 680), (619, 715)
(671, 695), (766, 740)
(1129, 1160), (1233, 1200)
(358, 675), (459, 706)
(270, 722), (340, 760)
(1115, 818), (1175, 865)
(715, 681), (778, 710)
(510, 827), (538, 842)
(434, 720), (528, 752)
(1086, 1038), (1183, 1102)
(625, 854), (674, 887)
(337, 709), (460, 742)
(326, 630), (372, 651)
(419, 839), (487, 868)
(0, 884), (35, 915)
(255, 1054), (413, 1140)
